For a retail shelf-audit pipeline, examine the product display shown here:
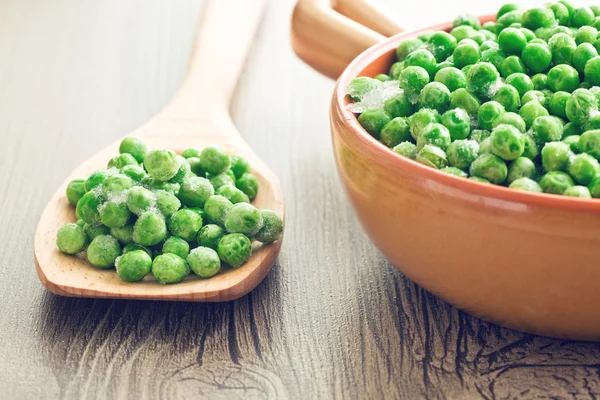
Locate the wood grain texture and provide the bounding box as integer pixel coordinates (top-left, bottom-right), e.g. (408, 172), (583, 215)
(1, 0), (600, 398)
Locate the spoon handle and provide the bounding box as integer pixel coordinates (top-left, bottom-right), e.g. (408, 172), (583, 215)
(168, 0), (269, 118)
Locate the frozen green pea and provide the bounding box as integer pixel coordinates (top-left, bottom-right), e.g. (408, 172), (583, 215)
(162, 236), (190, 259)
(217, 184), (250, 204)
(87, 235), (121, 269)
(101, 174), (133, 198)
(66, 179), (86, 206)
(187, 247), (221, 278)
(478, 101), (505, 130)
(416, 145), (447, 169)
(217, 233), (252, 268)
(416, 123), (451, 151)
(493, 84), (520, 112)
(409, 108), (441, 139)
(154, 189), (181, 217)
(547, 64), (580, 93)
(579, 130), (600, 159)
(496, 9), (523, 30)
(547, 3), (570, 25)
(531, 116), (564, 145)
(393, 142), (418, 159)
(585, 113), (600, 132)
(469, 153), (508, 184)
(564, 185), (592, 198)
(126, 186), (155, 215)
(441, 108), (470, 140)
(230, 155), (251, 179)
(498, 27), (527, 55)
(548, 91), (570, 119)
(144, 149), (179, 181)
(199, 146), (231, 175)
(116, 250), (152, 282)
(522, 7), (555, 30)
(381, 117), (411, 148)
(568, 153), (599, 185)
(396, 39), (423, 62)
(507, 157), (537, 184)
(453, 13), (480, 29)
(169, 156), (190, 184)
(108, 153), (138, 169)
(541, 142), (572, 172)
(469, 129), (491, 143)
(466, 62), (500, 98)
(347, 77), (379, 101)
(491, 124), (524, 161)
(589, 176), (600, 197)
(519, 101), (550, 129)
(549, 33), (577, 65)
(574, 43), (599, 75)
(572, 6), (595, 27)
(509, 177), (543, 192)
(441, 167), (468, 177)
(122, 243), (152, 257)
(540, 171), (574, 194)
(121, 165), (146, 182)
(236, 173), (259, 200)
(522, 133), (539, 160)
(384, 93), (413, 118)
(85, 170), (113, 192)
(133, 212), (167, 246)
(204, 195), (233, 226)
(389, 62), (404, 80)
(499, 55), (526, 77)
(167, 209), (203, 241)
(436, 60), (454, 71)
(209, 172), (236, 190)
(225, 203), (263, 236)
(197, 224), (225, 250)
(419, 82), (451, 113)
(358, 109), (392, 139)
(434, 67), (466, 92)
(405, 49), (437, 78)
(470, 176), (491, 184)
(563, 134), (581, 153)
(83, 223), (109, 242)
(399, 66), (430, 96)
(566, 88), (598, 125)
(56, 223), (87, 254)
(428, 31), (457, 62)
(449, 88), (481, 115)
(152, 253), (189, 284)
(255, 210), (283, 243)
(110, 224), (134, 244)
(521, 90), (545, 105)
(375, 74), (392, 82)
(182, 148), (201, 159)
(187, 157), (205, 176)
(452, 43), (480, 69)
(119, 137), (148, 163)
(478, 137), (493, 154)
(522, 43), (552, 74)
(505, 73), (532, 98)
(480, 48), (506, 71)
(450, 25), (477, 41)
(76, 219), (85, 228)
(531, 73), (548, 90)
(178, 176), (214, 208)
(447, 139), (479, 170)
(75, 191), (102, 224)
(99, 201), (131, 228)
(492, 112), (526, 132)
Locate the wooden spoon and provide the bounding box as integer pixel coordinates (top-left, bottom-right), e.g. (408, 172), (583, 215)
(34, 0), (284, 302)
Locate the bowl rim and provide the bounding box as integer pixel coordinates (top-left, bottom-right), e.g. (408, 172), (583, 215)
(334, 14), (600, 214)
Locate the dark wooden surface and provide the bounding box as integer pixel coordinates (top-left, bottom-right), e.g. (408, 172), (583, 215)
(1, 0), (600, 398)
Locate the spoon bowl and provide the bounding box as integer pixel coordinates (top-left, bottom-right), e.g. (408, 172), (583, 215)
(34, 0), (284, 302)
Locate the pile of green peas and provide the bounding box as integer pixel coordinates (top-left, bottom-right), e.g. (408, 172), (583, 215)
(348, 1), (600, 199)
(56, 137), (283, 284)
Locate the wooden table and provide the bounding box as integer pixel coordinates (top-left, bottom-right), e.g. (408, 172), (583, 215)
(1, 0), (599, 398)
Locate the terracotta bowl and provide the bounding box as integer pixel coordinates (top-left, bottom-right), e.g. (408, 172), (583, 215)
(294, 9), (600, 340)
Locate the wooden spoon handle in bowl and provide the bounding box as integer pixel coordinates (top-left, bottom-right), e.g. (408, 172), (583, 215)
(290, 0), (403, 79)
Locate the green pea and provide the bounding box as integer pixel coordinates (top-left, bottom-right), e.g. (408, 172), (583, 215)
(521, 90), (545, 106)
(568, 153), (599, 185)
(133, 212), (167, 246)
(573, 43), (599, 76)
(389, 62), (405, 80)
(548, 91), (570, 119)
(199, 146), (231, 175)
(441, 108), (470, 140)
(416, 145), (448, 169)
(592, 5), (600, 16)
(121, 165), (147, 182)
(428, 31), (457, 62)
(541, 142), (572, 172)
(480, 40), (499, 52)
(168, 156), (190, 184)
(558, 0), (576, 17)
(453, 13), (481, 29)
(405, 49), (437, 78)
(572, 7), (595, 27)
(594, 17), (600, 30)
(540, 171), (575, 194)
(203, 195), (232, 227)
(478, 101), (505, 130)
(547, 3), (570, 26)
(187, 157), (205, 176)
(399, 66), (430, 96)
(152, 253), (189, 284)
(167, 209), (203, 241)
(217, 184), (250, 204)
(187, 247), (221, 278)
(447, 139), (479, 170)
(83, 223), (109, 242)
(197, 224), (225, 250)
(509, 177), (543, 192)
(521, 43), (552, 73)
(441, 167), (468, 177)
(209, 172), (235, 191)
(75, 191), (102, 224)
(217, 233), (252, 268)
(450, 25), (477, 41)
(492, 112), (526, 133)
(144, 149), (179, 181)
(181, 148), (201, 159)
(125, 187), (154, 215)
(178, 176), (214, 208)
(375, 74), (392, 82)
(409, 108), (441, 139)
(492, 84), (521, 112)
(56, 223), (87, 254)
(549, 33), (577, 65)
(416, 123), (451, 151)
(87, 235), (121, 269)
(469, 129), (491, 143)
(491, 124), (524, 161)
(522, 7), (556, 30)
(563, 134), (581, 153)
(531, 73), (548, 90)
(469, 153), (508, 184)
(419, 82), (451, 112)
(119, 137), (148, 163)
(101, 174), (133, 198)
(497, 27), (527, 55)
(497, 10), (524, 31)
(358, 109), (392, 139)
(466, 62), (500, 98)
(85, 170), (112, 191)
(497, 4), (521, 20)
(480, 47), (506, 71)
(566, 88), (598, 125)
(116, 250), (152, 282)
(123, 243), (152, 257)
(108, 153), (138, 170)
(162, 236), (190, 259)
(255, 210), (284, 244)
(505, 73), (533, 98)
(236, 173), (259, 200)
(450, 88), (481, 116)
(99, 201), (131, 228)
(479, 137), (493, 154)
(66, 179), (86, 206)
(584, 56), (600, 86)
(384, 93), (413, 118)
(452, 43), (480, 69)
(381, 117), (411, 148)
(579, 129), (600, 159)
(393, 142), (418, 159)
(436, 60), (454, 72)
(346, 77), (379, 101)
(396, 39), (424, 62)
(507, 157), (537, 184)
(589, 176), (600, 197)
(499, 55), (526, 77)
(225, 203), (263, 236)
(230, 155), (251, 179)
(470, 176), (492, 184)
(522, 133), (540, 160)
(531, 116), (564, 145)
(547, 64), (580, 93)
(564, 186), (592, 198)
